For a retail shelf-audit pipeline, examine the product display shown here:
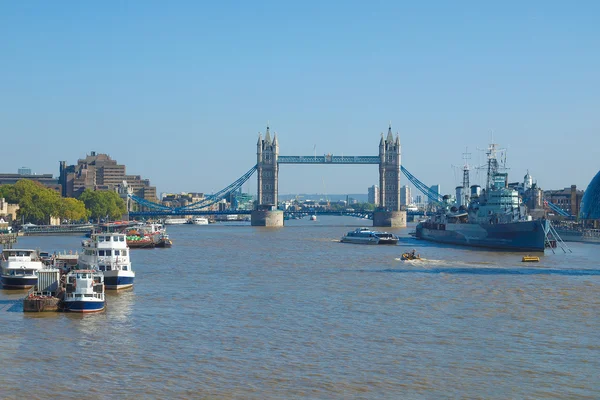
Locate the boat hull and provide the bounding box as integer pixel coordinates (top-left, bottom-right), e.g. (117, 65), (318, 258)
(103, 274), (135, 290)
(554, 229), (600, 244)
(1, 276), (37, 289)
(341, 237), (398, 245)
(416, 219), (549, 252)
(63, 300), (105, 313)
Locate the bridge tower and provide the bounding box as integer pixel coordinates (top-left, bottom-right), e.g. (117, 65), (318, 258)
(373, 125), (407, 227)
(252, 125), (284, 226)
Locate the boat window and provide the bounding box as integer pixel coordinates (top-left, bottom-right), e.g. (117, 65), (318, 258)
(122, 250), (127, 256)
(114, 250), (120, 256)
(123, 266), (127, 271)
(106, 266), (111, 271)
(99, 265), (105, 271)
(76, 294), (82, 298)
(99, 250), (105, 256)
(85, 294), (93, 298)
(119, 236), (125, 242)
(98, 236), (105, 242)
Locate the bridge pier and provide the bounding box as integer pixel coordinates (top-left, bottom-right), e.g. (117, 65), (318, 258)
(251, 209), (284, 227)
(373, 210), (407, 228)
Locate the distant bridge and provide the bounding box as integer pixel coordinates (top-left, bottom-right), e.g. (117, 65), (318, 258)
(128, 125), (439, 222)
(129, 209), (426, 218)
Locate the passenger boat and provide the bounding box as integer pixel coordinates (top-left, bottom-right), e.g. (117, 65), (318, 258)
(79, 233), (134, 290)
(310, 215), (317, 221)
(164, 217), (188, 225)
(0, 249), (45, 289)
(62, 269), (105, 312)
(191, 217), (208, 225)
(340, 228), (399, 245)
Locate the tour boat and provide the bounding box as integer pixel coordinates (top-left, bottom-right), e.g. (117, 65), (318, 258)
(79, 233), (134, 290)
(191, 217), (209, 225)
(0, 249), (45, 289)
(340, 228), (399, 245)
(62, 269), (105, 312)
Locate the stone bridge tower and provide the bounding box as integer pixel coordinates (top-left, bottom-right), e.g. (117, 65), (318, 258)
(373, 125), (406, 227)
(252, 125), (283, 226)
(379, 124), (401, 210)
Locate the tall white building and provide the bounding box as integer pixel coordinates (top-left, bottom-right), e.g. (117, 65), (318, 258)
(368, 185), (379, 206)
(400, 185), (411, 206)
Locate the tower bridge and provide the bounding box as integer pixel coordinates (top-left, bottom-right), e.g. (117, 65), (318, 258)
(128, 124), (442, 226)
(253, 125), (405, 227)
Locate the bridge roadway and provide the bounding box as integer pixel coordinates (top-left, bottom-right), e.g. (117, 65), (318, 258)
(277, 155), (380, 164)
(129, 210), (426, 218)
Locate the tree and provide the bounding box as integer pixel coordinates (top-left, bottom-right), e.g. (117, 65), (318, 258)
(60, 197), (90, 222)
(79, 189), (126, 221)
(0, 179), (62, 224)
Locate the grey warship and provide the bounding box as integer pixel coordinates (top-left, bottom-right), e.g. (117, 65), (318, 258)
(416, 143), (549, 252)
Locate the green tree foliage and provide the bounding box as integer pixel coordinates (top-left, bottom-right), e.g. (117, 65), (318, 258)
(60, 197), (90, 222)
(0, 180), (62, 224)
(79, 189), (126, 221)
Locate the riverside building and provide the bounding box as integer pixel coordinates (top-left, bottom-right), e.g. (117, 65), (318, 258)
(59, 151), (157, 202)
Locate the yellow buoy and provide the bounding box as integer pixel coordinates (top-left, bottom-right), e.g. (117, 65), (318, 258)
(522, 256), (540, 262)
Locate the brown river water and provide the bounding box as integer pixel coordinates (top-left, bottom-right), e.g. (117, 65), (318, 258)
(1, 216), (599, 399)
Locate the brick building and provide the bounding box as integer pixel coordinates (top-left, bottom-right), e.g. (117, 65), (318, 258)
(59, 151), (157, 202)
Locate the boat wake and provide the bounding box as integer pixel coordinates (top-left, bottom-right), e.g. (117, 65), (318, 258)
(376, 265), (600, 276)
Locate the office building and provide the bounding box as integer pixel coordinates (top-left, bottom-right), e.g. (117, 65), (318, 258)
(368, 185), (379, 206)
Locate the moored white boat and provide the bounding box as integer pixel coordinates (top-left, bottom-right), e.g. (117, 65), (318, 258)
(79, 233), (134, 290)
(191, 217), (208, 225)
(1, 249), (45, 289)
(340, 228), (399, 245)
(164, 217), (188, 225)
(63, 269), (105, 312)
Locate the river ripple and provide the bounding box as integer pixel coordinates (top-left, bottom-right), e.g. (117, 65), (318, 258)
(1, 216), (599, 399)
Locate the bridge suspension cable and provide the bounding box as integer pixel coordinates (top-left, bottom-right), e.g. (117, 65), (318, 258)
(128, 193), (173, 211)
(400, 166), (445, 206)
(128, 164), (258, 213)
(544, 200), (573, 218)
(177, 164), (257, 211)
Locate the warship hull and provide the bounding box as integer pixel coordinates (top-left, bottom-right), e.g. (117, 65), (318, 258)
(416, 219), (549, 252)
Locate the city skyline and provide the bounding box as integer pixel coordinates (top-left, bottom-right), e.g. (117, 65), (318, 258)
(1, 2), (598, 196)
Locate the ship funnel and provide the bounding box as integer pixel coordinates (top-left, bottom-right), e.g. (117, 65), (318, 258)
(456, 186), (465, 207)
(470, 185), (481, 198)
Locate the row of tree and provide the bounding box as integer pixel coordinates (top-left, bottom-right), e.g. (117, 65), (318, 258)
(0, 180), (127, 225)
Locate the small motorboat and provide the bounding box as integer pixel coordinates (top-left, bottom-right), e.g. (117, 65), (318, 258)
(401, 252), (421, 261)
(522, 255), (540, 262)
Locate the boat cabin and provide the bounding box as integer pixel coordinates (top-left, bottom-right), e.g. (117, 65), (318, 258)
(2, 249), (38, 261)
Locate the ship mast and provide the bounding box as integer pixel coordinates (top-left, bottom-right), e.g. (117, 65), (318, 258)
(462, 147), (471, 205)
(486, 142), (499, 191)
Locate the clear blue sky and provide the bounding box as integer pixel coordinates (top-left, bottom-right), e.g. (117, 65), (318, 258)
(1, 1), (598, 198)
